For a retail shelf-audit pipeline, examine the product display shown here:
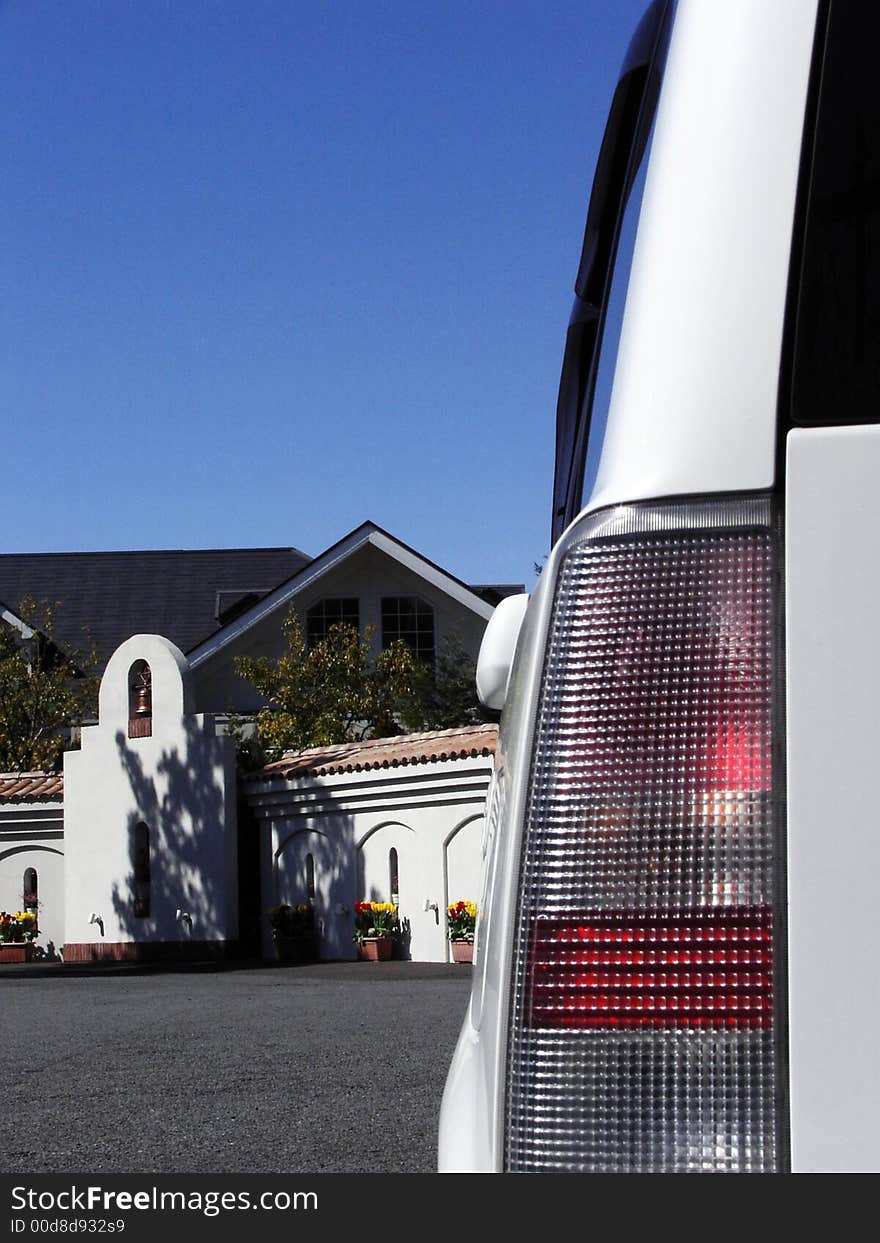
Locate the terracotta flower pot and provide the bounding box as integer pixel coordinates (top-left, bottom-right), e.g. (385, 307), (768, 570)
(357, 936), (394, 961)
(450, 940), (474, 964)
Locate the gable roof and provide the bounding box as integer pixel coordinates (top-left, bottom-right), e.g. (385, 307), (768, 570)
(186, 521), (499, 669)
(0, 602), (35, 641)
(0, 525), (523, 675)
(0, 546), (310, 670)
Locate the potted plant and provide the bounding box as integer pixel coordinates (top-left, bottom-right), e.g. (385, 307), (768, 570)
(353, 901), (399, 961)
(0, 910), (38, 963)
(267, 903), (317, 963)
(447, 900), (477, 964)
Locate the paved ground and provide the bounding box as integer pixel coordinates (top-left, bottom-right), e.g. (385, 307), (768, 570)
(0, 960), (472, 1175)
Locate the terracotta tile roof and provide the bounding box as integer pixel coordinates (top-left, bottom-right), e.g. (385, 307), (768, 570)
(0, 772), (64, 802)
(251, 723), (499, 781)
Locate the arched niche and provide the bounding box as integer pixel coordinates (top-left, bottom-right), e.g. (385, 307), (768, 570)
(128, 660), (152, 738)
(97, 634), (192, 734)
(443, 812), (484, 915)
(132, 821), (151, 918)
(355, 821), (415, 905)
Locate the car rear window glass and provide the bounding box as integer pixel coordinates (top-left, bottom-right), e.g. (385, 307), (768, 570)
(789, 0), (880, 426)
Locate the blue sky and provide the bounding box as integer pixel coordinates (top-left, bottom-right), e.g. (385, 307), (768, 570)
(2, 0), (648, 590)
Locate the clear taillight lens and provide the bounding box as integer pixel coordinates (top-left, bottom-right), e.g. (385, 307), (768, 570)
(505, 496), (783, 1172)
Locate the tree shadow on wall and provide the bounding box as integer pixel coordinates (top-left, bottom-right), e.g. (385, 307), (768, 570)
(268, 811), (355, 962)
(108, 717), (233, 956)
(105, 714), (442, 963)
(395, 917), (412, 960)
(107, 714), (362, 963)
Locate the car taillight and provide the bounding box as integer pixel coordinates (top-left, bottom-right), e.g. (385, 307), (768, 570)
(505, 496), (784, 1172)
(527, 908), (774, 1030)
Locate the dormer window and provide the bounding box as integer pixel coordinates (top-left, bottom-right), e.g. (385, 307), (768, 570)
(128, 661), (152, 738)
(306, 598), (359, 648)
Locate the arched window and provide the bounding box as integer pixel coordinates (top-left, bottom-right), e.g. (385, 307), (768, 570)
(128, 661), (152, 738)
(23, 867), (38, 913)
(133, 822), (151, 918)
(305, 853), (316, 904)
(389, 847), (399, 905)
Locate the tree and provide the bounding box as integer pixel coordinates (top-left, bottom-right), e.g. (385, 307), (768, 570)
(233, 611), (419, 758)
(398, 632), (493, 733)
(0, 597), (97, 773)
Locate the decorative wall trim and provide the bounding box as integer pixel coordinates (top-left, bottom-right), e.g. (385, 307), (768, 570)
(62, 940), (237, 964)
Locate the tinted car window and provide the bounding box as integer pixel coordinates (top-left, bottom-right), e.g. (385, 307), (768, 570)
(789, 0), (880, 425)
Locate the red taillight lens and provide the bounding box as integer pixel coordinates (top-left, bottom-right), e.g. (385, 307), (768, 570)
(528, 908), (773, 1029)
(505, 497), (783, 1172)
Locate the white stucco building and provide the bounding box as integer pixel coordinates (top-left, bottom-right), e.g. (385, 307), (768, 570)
(244, 725), (496, 962)
(62, 634), (239, 963)
(0, 774), (64, 955)
(0, 709), (496, 964)
(0, 520), (510, 964)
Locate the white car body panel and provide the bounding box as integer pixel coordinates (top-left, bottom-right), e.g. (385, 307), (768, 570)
(440, 561), (557, 1171)
(447, 0), (879, 1168)
(439, 0), (848, 1175)
(786, 426), (880, 1173)
(587, 0), (816, 513)
(474, 592), (530, 711)
(439, 0), (820, 1173)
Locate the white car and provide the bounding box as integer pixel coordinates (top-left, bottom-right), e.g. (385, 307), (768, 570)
(439, 0), (880, 1174)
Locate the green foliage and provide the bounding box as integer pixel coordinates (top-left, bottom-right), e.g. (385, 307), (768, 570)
(0, 597), (98, 773)
(234, 611), (419, 758)
(398, 632), (492, 732)
(225, 711), (270, 775)
(266, 903), (315, 937)
(233, 614), (493, 765)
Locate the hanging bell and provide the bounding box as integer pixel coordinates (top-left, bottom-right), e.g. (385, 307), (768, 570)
(132, 669), (152, 718)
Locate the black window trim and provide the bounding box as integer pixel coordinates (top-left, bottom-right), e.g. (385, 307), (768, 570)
(551, 0), (674, 547)
(305, 596), (361, 647)
(380, 593), (437, 663)
(777, 0), (880, 438)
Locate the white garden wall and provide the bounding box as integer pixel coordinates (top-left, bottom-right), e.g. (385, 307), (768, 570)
(63, 634), (238, 962)
(0, 783), (64, 956)
(245, 725), (497, 963)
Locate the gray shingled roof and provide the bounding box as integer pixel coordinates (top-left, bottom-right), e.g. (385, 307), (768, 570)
(0, 528), (523, 675)
(0, 547), (310, 669)
(468, 583), (525, 606)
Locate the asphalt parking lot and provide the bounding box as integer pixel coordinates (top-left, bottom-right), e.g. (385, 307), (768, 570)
(0, 960), (472, 1175)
